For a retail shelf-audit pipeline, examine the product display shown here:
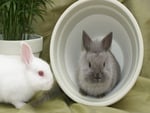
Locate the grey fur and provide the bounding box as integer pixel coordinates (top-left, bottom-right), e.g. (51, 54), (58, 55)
(77, 31), (121, 97)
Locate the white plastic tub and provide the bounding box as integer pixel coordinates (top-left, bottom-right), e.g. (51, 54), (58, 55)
(50, 0), (143, 106)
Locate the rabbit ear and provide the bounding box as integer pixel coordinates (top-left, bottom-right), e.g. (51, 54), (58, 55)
(21, 42), (33, 64)
(82, 30), (92, 51)
(102, 32), (113, 51)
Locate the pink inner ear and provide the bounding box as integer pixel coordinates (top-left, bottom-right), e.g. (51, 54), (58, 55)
(21, 42), (33, 64)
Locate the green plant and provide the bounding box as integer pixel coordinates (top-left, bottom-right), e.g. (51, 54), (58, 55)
(0, 0), (53, 40)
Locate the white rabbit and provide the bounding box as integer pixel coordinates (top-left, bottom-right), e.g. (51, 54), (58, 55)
(77, 31), (121, 97)
(0, 42), (54, 108)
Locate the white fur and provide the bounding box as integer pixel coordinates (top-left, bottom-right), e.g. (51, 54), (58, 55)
(0, 43), (54, 108)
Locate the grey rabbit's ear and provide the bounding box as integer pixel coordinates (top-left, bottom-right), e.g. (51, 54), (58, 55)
(82, 30), (92, 51)
(102, 32), (113, 51)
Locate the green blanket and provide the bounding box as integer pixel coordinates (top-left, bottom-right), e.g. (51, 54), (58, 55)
(1, 0), (150, 113)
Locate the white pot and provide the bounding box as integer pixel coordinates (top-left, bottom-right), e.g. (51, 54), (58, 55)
(50, 0), (144, 106)
(0, 34), (43, 57)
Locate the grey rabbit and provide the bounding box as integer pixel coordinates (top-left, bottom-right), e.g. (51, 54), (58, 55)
(77, 31), (121, 98)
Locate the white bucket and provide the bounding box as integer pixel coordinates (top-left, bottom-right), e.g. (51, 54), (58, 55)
(50, 0), (143, 106)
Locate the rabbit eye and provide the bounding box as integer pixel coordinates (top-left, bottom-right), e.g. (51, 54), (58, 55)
(38, 70), (44, 77)
(89, 62), (91, 68)
(103, 62), (105, 67)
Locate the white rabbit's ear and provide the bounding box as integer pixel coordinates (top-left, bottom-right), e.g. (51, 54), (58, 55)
(21, 42), (33, 64)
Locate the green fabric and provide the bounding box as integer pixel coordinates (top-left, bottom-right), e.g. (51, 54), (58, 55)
(1, 0), (150, 113)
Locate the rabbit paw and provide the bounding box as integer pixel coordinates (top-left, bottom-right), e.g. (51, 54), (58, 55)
(12, 102), (26, 109)
(79, 88), (88, 96)
(96, 93), (106, 98)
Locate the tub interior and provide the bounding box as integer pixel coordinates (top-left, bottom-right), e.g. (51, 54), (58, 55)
(51, 0), (140, 104)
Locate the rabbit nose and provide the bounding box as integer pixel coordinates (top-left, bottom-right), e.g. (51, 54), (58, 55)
(96, 73), (99, 77)
(95, 73), (101, 79)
